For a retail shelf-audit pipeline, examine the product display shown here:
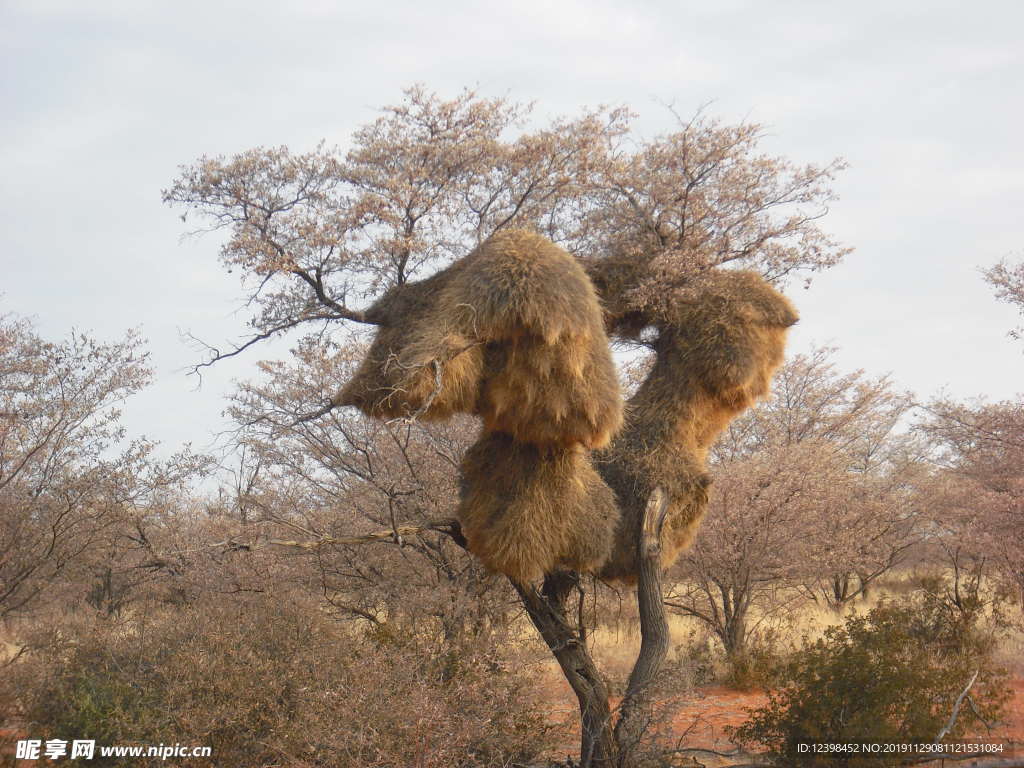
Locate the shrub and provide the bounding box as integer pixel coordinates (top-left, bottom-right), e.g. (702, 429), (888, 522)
(668, 630), (717, 690)
(729, 595), (1011, 766)
(4, 594), (551, 767)
(722, 628), (786, 691)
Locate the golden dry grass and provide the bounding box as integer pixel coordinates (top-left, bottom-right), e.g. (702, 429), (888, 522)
(579, 571), (1024, 690)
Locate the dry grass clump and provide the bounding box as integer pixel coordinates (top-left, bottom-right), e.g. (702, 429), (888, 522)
(3, 594), (551, 768)
(597, 270), (798, 583)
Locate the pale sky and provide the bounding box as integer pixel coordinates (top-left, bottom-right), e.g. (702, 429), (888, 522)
(2, 0), (1022, 462)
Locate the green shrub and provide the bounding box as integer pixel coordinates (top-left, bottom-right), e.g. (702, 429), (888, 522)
(729, 595), (1010, 767)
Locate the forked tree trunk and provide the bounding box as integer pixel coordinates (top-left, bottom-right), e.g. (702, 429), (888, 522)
(513, 489), (672, 768)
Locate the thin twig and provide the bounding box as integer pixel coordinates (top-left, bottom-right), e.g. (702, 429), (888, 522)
(404, 359), (444, 422)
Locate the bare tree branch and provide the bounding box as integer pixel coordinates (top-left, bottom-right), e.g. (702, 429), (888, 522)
(934, 668), (980, 745)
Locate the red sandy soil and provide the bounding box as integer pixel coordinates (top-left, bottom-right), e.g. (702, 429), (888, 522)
(540, 674), (1024, 764)
(665, 685), (769, 754)
(540, 678), (770, 759)
(3, 678), (1022, 766)
(995, 677), (1024, 748)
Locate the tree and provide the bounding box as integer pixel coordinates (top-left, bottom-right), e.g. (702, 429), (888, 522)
(0, 314), (200, 618)
(920, 397), (1024, 613)
(667, 348), (923, 661)
(915, 264), (1024, 616)
(760, 349), (924, 610)
(730, 597), (1009, 767)
(166, 86), (848, 766)
(984, 256), (1024, 341)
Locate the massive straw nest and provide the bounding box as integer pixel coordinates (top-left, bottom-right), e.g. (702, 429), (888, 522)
(596, 269), (799, 583)
(339, 229), (624, 583)
(341, 228), (796, 585)
(338, 229), (622, 449)
(459, 431), (619, 584)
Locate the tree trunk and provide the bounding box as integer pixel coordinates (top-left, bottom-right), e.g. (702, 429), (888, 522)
(614, 489), (672, 767)
(722, 617), (748, 660)
(831, 573), (851, 609)
(718, 585), (749, 660)
(514, 574), (618, 766)
(513, 489), (672, 767)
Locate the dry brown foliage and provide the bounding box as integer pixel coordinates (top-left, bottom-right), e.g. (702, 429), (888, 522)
(5, 592), (551, 768)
